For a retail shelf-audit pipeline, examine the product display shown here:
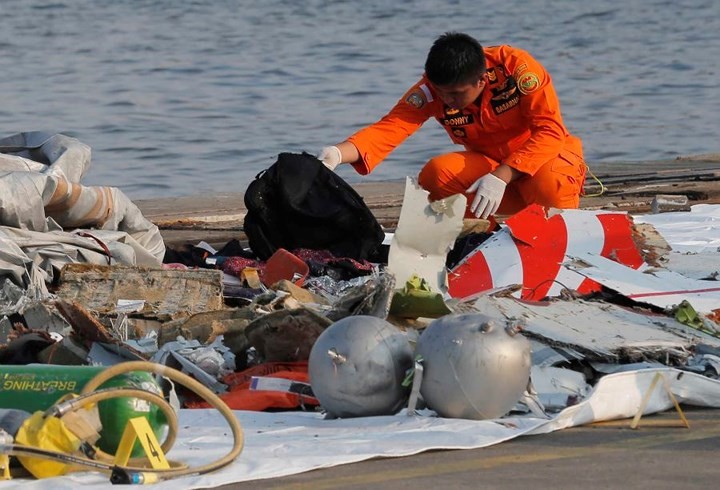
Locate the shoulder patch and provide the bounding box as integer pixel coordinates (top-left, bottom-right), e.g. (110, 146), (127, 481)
(405, 90), (426, 109)
(517, 72), (540, 95)
(513, 63), (529, 78)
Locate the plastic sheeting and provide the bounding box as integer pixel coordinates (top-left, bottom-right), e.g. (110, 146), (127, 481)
(0, 131), (91, 183)
(633, 204), (720, 280)
(634, 204), (720, 254)
(0, 132), (165, 295)
(1, 368), (718, 489)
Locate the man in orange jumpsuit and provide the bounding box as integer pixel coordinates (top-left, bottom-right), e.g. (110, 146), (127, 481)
(318, 32), (586, 219)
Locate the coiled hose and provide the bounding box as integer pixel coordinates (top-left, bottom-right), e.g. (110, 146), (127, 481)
(2, 360), (244, 483)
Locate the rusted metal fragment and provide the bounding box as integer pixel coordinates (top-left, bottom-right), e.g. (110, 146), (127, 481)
(55, 299), (115, 343)
(54, 300), (153, 360)
(56, 263), (223, 318)
(244, 308), (332, 363)
(631, 221), (672, 267)
(157, 308), (254, 348)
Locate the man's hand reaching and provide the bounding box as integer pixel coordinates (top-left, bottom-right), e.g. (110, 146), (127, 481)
(318, 146), (342, 171)
(466, 173), (507, 219)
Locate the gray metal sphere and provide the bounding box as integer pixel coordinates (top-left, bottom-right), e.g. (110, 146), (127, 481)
(415, 313), (531, 420)
(308, 315), (414, 418)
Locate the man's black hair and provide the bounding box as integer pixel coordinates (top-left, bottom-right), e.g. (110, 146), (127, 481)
(424, 32), (486, 86)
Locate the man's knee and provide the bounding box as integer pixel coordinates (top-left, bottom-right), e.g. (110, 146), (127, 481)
(529, 175), (581, 209)
(541, 189), (580, 209)
(418, 156), (456, 200)
(523, 156), (584, 209)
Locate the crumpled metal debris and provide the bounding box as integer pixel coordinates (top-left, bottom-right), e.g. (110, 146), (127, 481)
(472, 293), (720, 365)
(0, 278), (49, 316)
(387, 177), (465, 296)
(151, 336), (235, 394)
(321, 272), (396, 321)
(3, 144), (720, 429)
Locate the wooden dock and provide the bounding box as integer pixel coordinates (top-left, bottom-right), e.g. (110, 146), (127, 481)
(135, 156), (720, 249)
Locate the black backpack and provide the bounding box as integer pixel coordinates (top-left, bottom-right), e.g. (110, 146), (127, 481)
(243, 152), (385, 261)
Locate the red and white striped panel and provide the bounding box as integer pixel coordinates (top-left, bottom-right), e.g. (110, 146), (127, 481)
(448, 205), (645, 301)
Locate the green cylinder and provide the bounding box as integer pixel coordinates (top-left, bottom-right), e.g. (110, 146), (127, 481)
(0, 364), (168, 456)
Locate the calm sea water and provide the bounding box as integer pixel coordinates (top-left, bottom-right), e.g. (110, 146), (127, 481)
(0, 0), (718, 199)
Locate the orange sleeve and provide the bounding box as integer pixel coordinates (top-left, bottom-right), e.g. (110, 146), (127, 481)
(347, 81), (433, 175)
(502, 49), (567, 176)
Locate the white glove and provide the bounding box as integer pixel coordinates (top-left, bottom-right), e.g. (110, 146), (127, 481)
(466, 173), (507, 219)
(317, 146), (342, 171)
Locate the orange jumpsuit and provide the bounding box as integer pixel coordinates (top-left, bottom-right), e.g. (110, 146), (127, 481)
(347, 45), (586, 216)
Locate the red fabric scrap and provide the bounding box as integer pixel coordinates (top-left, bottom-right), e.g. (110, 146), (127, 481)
(185, 361), (317, 411)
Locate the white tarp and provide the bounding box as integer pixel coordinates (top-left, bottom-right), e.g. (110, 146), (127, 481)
(633, 204), (720, 280)
(0, 132), (165, 296)
(1, 368), (717, 489)
(0, 131), (91, 183)
(633, 204), (720, 254)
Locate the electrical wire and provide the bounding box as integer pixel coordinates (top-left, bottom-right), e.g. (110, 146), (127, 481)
(583, 164), (607, 197)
